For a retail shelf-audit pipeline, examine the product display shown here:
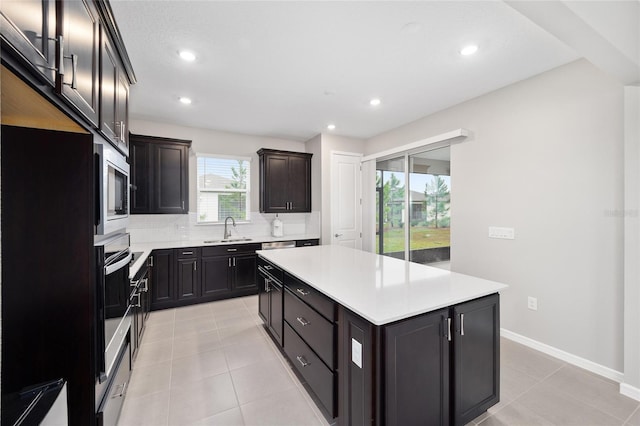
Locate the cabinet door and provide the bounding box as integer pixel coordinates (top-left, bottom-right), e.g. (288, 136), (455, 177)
(177, 258), (199, 301)
(384, 308), (449, 426)
(59, 0), (99, 126)
(262, 153), (289, 213)
(267, 280), (283, 346)
(99, 29), (118, 142)
(201, 256), (232, 299)
(116, 68), (129, 153)
(452, 294), (500, 426)
(0, 0), (57, 84)
(257, 271), (269, 324)
(233, 253), (257, 291)
(130, 140), (152, 213)
(155, 143), (188, 213)
(150, 249), (175, 308)
(288, 154), (311, 212)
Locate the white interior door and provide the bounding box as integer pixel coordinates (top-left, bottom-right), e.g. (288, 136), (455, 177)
(331, 152), (362, 249)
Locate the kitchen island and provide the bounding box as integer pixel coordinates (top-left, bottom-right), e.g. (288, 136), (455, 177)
(257, 245), (508, 426)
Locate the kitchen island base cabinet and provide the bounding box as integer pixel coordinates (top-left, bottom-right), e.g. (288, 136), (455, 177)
(338, 293), (500, 426)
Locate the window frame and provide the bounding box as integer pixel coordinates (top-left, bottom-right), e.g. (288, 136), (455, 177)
(196, 153), (251, 224)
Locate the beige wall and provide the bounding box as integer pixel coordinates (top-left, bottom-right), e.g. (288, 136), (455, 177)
(366, 59), (625, 372)
(129, 119), (307, 214)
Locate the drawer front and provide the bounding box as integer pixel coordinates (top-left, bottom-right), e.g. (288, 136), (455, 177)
(97, 342), (131, 426)
(257, 256), (283, 283)
(295, 239), (319, 247)
(284, 323), (336, 417)
(284, 288), (335, 369)
(176, 247), (200, 259)
(284, 273), (336, 322)
(202, 243), (261, 257)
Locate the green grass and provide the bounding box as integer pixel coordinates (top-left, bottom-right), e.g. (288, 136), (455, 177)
(378, 226), (450, 254)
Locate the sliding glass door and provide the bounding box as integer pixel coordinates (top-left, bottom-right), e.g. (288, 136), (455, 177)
(376, 147), (450, 266)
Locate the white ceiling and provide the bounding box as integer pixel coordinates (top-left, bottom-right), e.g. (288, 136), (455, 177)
(110, 1), (638, 142)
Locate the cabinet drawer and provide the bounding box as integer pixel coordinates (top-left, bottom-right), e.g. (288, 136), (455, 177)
(176, 247), (199, 259)
(284, 288), (335, 369)
(296, 239), (319, 247)
(284, 273), (336, 322)
(202, 243), (260, 257)
(257, 256), (283, 283)
(97, 342), (131, 426)
(284, 323), (336, 417)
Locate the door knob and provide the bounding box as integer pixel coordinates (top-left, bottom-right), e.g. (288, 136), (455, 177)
(334, 233), (343, 238)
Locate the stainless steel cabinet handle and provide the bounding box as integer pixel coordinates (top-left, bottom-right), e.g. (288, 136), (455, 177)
(57, 35), (64, 76)
(265, 278), (270, 292)
(296, 317), (309, 326)
(63, 52), (78, 89)
(120, 121), (125, 143)
(264, 265), (273, 270)
(228, 258), (231, 267)
(447, 317), (452, 341)
(227, 248), (237, 252)
(460, 313), (465, 336)
(303, 243), (311, 246)
(296, 288), (310, 296)
(296, 355), (309, 367)
(130, 278), (139, 288)
(193, 261), (197, 271)
(133, 293), (141, 308)
(233, 258), (236, 267)
(182, 251), (193, 255)
(112, 381), (127, 398)
(149, 256), (154, 267)
(142, 278), (148, 292)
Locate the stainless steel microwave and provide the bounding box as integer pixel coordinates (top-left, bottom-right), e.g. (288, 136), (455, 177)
(95, 142), (129, 236)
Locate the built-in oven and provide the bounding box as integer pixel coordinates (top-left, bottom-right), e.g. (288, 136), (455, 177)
(94, 232), (132, 386)
(95, 141), (129, 236)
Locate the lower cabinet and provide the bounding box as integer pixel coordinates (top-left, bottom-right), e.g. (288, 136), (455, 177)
(257, 257), (284, 345)
(96, 341), (131, 426)
(150, 243), (260, 310)
(130, 260), (151, 360)
(339, 293), (500, 426)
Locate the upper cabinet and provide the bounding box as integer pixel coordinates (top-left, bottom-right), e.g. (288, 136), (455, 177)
(1, 0), (135, 154)
(100, 27), (129, 155)
(0, 0), (57, 85)
(130, 134), (191, 214)
(58, 0), (100, 127)
(258, 149), (312, 213)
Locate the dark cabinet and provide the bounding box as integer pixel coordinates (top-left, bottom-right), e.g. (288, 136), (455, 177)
(384, 308), (450, 426)
(201, 256), (232, 298)
(0, 0), (57, 85)
(257, 257), (284, 345)
(233, 253), (258, 290)
(99, 28), (129, 155)
(452, 294), (500, 425)
(130, 260), (150, 361)
(258, 149), (312, 213)
(58, 0), (100, 127)
(201, 244), (260, 303)
(177, 248), (200, 301)
(130, 134), (190, 214)
(149, 249), (175, 310)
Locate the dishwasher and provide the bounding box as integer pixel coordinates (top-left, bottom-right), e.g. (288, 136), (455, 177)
(261, 241), (296, 250)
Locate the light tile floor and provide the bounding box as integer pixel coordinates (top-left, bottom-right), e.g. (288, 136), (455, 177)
(118, 296), (640, 426)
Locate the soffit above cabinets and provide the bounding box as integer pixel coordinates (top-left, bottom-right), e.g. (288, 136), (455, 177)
(1, 66), (87, 134)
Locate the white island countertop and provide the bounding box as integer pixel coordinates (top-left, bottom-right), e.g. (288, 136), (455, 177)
(257, 245), (508, 326)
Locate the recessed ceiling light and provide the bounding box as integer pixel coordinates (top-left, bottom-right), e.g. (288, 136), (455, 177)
(327, 124), (336, 130)
(179, 97), (192, 105)
(370, 98), (381, 106)
(460, 45), (478, 56)
(178, 50), (196, 61)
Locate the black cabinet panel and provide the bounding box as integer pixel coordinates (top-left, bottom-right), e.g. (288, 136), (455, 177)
(233, 253), (257, 290)
(130, 134), (190, 214)
(58, 0), (100, 126)
(150, 249), (174, 309)
(258, 149), (312, 213)
(453, 294), (500, 425)
(201, 256), (231, 299)
(384, 309), (449, 426)
(177, 258), (199, 301)
(0, 0), (57, 85)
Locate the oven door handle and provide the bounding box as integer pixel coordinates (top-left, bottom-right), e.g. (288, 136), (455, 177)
(105, 252), (132, 275)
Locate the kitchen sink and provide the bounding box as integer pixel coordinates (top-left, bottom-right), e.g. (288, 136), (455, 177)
(204, 237), (253, 243)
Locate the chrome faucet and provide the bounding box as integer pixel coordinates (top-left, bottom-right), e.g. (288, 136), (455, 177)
(224, 216), (236, 239)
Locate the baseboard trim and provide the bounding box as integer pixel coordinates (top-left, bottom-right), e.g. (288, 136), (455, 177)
(500, 328), (625, 384)
(620, 383), (640, 401)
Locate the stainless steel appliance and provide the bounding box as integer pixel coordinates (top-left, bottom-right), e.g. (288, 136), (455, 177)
(94, 233), (132, 383)
(94, 142), (129, 236)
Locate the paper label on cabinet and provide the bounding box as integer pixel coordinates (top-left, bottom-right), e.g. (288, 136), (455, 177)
(352, 338), (362, 368)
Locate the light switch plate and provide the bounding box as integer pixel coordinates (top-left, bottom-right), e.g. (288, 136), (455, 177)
(352, 338), (362, 368)
(489, 226), (515, 239)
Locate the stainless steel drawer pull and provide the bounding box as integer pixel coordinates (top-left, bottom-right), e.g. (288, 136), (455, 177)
(447, 317), (452, 341)
(296, 355), (310, 367)
(296, 317), (309, 326)
(182, 251), (193, 255)
(460, 313), (465, 336)
(227, 248), (237, 252)
(296, 288), (310, 296)
(303, 243), (311, 246)
(264, 265), (273, 270)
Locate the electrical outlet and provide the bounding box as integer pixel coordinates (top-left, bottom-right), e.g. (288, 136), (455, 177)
(488, 226), (515, 239)
(527, 296), (538, 311)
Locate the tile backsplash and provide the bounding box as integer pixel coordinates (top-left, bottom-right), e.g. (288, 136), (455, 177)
(127, 211), (320, 244)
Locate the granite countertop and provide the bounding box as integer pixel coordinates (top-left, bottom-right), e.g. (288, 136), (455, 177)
(257, 245), (508, 326)
(128, 234), (320, 278)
